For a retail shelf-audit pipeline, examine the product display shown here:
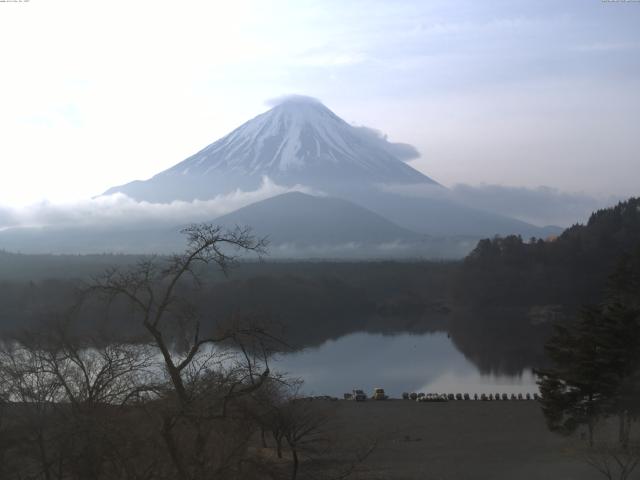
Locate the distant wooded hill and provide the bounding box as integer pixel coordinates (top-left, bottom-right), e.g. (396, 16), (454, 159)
(455, 196), (640, 309)
(449, 197), (640, 374)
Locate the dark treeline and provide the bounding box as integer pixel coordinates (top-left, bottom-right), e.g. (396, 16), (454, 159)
(456, 197), (640, 308)
(0, 251), (147, 282)
(0, 259), (453, 351)
(451, 197), (640, 374)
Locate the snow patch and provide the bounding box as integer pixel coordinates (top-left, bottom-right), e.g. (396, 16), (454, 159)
(156, 97), (432, 185)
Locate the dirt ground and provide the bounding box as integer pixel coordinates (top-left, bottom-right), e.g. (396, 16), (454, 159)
(327, 400), (609, 480)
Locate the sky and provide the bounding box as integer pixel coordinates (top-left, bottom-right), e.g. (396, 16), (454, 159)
(0, 0), (639, 214)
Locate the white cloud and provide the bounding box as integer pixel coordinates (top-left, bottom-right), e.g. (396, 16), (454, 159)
(379, 182), (622, 227)
(264, 94), (323, 107)
(0, 177), (316, 231)
(1, 177), (616, 232)
(352, 126), (421, 162)
(448, 184), (622, 227)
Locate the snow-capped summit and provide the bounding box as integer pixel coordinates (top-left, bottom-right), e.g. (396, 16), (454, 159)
(104, 96), (437, 202)
(101, 96), (559, 240)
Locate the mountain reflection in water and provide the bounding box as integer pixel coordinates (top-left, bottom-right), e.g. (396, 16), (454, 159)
(273, 332), (537, 398)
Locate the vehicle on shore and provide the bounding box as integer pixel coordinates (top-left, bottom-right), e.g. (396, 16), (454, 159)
(353, 389), (367, 401)
(372, 388), (388, 400)
(417, 393), (448, 402)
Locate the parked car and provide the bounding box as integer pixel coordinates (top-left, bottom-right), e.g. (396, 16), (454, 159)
(353, 389), (367, 401)
(372, 388), (388, 400)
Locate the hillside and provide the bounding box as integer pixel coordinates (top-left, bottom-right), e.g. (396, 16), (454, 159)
(456, 197), (640, 308)
(448, 197), (640, 374)
(214, 192), (418, 244)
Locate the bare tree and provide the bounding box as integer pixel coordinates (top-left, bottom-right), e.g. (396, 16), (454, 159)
(88, 225), (268, 404)
(0, 336), (67, 480)
(0, 317), (160, 480)
(254, 380), (377, 480)
(281, 399), (332, 480)
(86, 224), (276, 480)
(584, 441), (640, 480)
(0, 224), (369, 480)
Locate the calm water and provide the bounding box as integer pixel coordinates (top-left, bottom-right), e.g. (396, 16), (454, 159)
(273, 332), (538, 398)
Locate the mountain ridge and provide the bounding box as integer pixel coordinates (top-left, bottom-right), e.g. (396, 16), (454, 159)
(105, 97), (437, 202)
(213, 191), (420, 245)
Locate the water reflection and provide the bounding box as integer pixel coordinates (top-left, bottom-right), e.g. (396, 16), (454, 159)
(274, 332), (538, 397)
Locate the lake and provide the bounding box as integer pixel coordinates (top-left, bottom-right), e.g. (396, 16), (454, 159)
(273, 332), (538, 398)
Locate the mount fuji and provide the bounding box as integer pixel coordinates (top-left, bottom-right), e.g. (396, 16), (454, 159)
(105, 95), (438, 202)
(102, 95), (558, 242)
(0, 97), (560, 256)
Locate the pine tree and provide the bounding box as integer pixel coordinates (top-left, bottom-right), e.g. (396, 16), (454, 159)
(536, 246), (640, 447)
(536, 306), (616, 445)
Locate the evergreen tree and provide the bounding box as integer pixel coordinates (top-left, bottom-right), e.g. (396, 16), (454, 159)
(536, 306), (616, 445)
(536, 246), (640, 446)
